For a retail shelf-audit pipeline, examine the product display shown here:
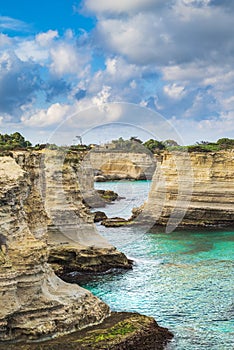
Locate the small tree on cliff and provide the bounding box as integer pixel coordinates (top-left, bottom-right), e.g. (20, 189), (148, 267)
(143, 139), (165, 153)
(217, 138), (234, 149)
(0, 132), (31, 150)
(163, 139), (179, 147)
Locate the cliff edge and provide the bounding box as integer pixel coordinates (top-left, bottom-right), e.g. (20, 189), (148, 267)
(0, 155), (109, 341)
(143, 150), (234, 229)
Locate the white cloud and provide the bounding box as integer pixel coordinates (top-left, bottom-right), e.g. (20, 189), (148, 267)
(197, 111), (234, 133)
(164, 83), (186, 100)
(16, 40), (49, 62)
(1, 1), (234, 143)
(15, 30), (59, 63)
(36, 30), (59, 46)
(21, 103), (70, 127)
(92, 85), (112, 106)
(169, 112), (234, 144)
(0, 33), (11, 47)
(221, 96), (234, 111)
(105, 57), (141, 82)
(93, 1), (234, 67)
(50, 42), (90, 76)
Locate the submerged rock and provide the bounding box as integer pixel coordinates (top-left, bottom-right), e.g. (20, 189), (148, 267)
(96, 189), (119, 202)
(84, 189), (121, 208)
(101, 217), (132, 227)
(94, 211), (107, 222)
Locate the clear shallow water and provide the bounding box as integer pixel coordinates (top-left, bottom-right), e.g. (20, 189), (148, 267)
(94, 180), (152, 219)
(82, 181), (234, 350)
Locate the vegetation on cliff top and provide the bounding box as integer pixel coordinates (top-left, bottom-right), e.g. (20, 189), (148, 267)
(0, 132), (31, 150)
(101, 137), (234, 153)
(0, 132), (233, 154)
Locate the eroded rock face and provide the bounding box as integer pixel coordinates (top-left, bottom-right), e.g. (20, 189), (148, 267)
(89, 151), (156, 181)
(144, 151), (234, 229)
(0, 154), (110, 341)
(0, 312), (173, 350)
(41, 150), (131, 274)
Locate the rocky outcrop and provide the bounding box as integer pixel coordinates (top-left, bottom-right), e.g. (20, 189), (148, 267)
(40, 150), (131, 274)
(143, 151), (234, 230)
(0, 149), (173, 346)
(0, 154), (109, 341)
(85, 189), (121, 208)
(0, 312), (173, 350)
(89, 151), (156, 181)
(94, 211), (108, 222)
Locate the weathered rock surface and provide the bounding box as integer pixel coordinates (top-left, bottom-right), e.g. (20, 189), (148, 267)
(40, 150), (131, 273)
(94, 211), (107, 222)
(84, 189), (120, 208)
(143, 151), (234, 229)
(0, 154), (109, 341)
(89, 151), (156, 181)
(0, 312), (173, 350)
(101, 217), (130, 227)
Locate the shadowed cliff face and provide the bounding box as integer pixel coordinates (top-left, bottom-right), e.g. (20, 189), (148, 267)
(144, 151), (234, 230)
(0, 152), (112, 341)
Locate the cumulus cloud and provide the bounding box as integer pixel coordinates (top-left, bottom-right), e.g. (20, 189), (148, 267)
(94, 3), (234, 66)
(164, 83), (186, 100)
(0, 29), (88, 122)
(22, 103), (70, 127)
(0, 51), (42, 115)
(1, 2), (233, 143)
(36, 30), (59, 46)
(16, 40), (50, 63)
(50, 42), (90, 76)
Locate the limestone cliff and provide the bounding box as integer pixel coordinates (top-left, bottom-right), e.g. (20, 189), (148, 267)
(144, 151), (234, 230)
(0, 154), (109, 341)
(11, 150), (130, 275)
(89, 151), (156, 181)
(41, 150), (131, 274)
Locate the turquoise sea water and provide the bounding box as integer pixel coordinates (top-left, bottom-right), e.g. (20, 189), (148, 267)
(83, 181), (234, 350)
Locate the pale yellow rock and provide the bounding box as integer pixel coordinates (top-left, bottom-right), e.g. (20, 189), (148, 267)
(0, 153), (110, 341)
(144, 151), (234, 230)
(89, 151), (156, 180)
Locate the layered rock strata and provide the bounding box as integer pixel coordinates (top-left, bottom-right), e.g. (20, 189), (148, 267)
(0, 154), (109, 341)
(40, 150), (131, 274)
(0, 312), (173, 350)
(143, 151), (234, 230)
(89, 151), (156, 181)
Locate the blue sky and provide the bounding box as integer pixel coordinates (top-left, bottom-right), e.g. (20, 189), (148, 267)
(0, 0), (234, 145)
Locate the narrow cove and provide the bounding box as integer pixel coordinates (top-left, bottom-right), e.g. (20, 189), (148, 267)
(81, 180), (234, 350)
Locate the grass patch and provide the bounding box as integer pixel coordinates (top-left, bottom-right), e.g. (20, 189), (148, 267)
(74, 321), (136, 344)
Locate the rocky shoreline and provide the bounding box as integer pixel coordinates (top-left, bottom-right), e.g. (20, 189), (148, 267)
(98, 150), (234, 230)
(0, 312), (173, 350)
(1, 148), (233, 347)
(0, 149), (173, 349)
